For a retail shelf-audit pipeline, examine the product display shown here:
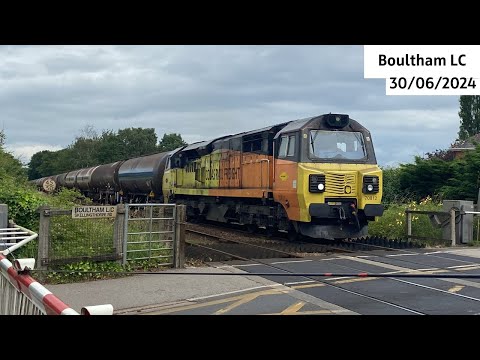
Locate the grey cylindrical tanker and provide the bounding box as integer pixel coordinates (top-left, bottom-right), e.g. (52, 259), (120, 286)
(90, 161), (125, 191)
(34, 177), (44, 188)
(55, 173), (68, 188)
(76, 166), (100, 190)
(35, 176), (57, 192)
(118, 152), (169, 195)
(65, 169), (82, 188)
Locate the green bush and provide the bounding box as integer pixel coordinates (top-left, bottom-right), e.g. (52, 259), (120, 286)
(369, 196), (444, 246)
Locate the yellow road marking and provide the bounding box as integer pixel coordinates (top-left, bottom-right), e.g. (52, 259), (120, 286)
(291, 283), (325, 289)
(214, 293), (261, 315)
(264, 309), (334, 315)
(417, 269), (448, 274)
(448, 285), (464, 293)
(455, 266), (480, 271)
(144, 288), (288, 315)
(332, 277), (378, 284)
(280, 301), (306, 315)
(294, 310), (336, 315)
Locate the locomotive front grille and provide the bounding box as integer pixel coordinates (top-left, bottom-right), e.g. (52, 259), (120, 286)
(325, 173), (356, 196)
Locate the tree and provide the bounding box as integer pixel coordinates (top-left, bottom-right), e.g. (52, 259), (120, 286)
(441, 144), (480, 201)
(398, 156), (453, 201)
(458, 95), (480, 140)
(28, 150), (54, 179)
(117, 128), (158, 159)
(158, 133), (187, 152)
(96, 130), (123, 164)
(381, 166), (407, 204)
(0, 131), (26, 180)
(424, 147), (456, 162)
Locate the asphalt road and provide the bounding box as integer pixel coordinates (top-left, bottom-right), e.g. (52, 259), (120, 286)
(143, 248), (480, 315)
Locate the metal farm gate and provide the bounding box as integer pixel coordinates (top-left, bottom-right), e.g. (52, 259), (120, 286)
(123, 204), (176, 265)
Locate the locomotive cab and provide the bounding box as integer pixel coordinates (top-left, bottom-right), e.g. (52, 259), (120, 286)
(273, 113), (384, 239)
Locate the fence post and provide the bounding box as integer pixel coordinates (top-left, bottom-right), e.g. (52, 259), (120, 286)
(174, 205), (186, 268)
(0, 204), (8, 229)
(406, 210), (412, 240)
(113, 204), (125, 264)
(450, 208), (456, 246)
(37, 206), (50, 270)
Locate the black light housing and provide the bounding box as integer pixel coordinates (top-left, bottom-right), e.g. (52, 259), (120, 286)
(324, 114), (349, 128)
(363, 176), (379, 194)
(309, 174), (326, 193)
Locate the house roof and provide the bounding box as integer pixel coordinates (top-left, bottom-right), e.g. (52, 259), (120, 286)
(449, 133), (480, 151)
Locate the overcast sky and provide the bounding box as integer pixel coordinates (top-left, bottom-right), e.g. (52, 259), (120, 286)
(0, 45), (460, 167)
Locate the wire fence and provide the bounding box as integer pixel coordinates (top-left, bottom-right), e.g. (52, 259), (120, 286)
(48, 215), (117, 266)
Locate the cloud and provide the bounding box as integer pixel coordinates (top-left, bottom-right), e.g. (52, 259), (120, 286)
(5, 143), (63, 165)
(0, 45), (462, 165)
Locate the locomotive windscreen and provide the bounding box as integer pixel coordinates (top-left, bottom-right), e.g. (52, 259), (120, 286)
(309, 130), (367, 160)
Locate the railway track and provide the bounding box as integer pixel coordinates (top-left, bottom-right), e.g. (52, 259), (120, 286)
(184, 224), (429, 314)
(185, 228), (338, 262)
(185, 221), (424, 263)
(185, 223), (480, 315)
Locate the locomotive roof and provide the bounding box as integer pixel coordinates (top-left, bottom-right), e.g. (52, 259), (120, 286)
(228, 122), (291, 140)
(272, 116), (316, 139)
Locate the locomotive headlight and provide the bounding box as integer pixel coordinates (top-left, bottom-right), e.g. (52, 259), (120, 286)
(363, 176), (379, 194)
(309, 174), (326, 193)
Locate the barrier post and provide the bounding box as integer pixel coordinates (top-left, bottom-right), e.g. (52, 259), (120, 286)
(450, 208), (456, 246)
(0, 204), (7, 229)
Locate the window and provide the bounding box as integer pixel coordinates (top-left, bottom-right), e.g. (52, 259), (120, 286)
(278, 134), (296, 158)
(279, 136), (288, 157)
(287, 135), (295, 156)
(309, 130), (367, 160)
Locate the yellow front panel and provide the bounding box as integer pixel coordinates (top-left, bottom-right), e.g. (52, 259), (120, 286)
(297, 163), (383, 222)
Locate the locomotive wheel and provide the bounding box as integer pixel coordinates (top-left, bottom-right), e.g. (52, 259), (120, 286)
(287, 228), (302, 242)
(287, 222), (302, 242)
(265, 227), (277, 238)
(246, 223), (258, 234)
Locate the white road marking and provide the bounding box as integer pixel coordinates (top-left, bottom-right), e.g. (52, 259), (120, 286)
(448, 264), (480, 269)
(283, 280), (315, 286)
(235, 263), (263, 267)
(386, 253), (419, 257)
(394, 278), (480, 302)
(271, 259), (313, 265)
(186, 284), (283, 301)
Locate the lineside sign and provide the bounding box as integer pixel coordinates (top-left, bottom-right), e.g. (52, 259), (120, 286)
(72, 206), (117, 219)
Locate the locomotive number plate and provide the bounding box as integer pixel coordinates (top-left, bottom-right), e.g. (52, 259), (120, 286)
(364, 195), (378, 201)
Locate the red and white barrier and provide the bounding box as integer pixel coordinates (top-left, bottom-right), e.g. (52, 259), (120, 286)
(0, 254), (78, 315)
